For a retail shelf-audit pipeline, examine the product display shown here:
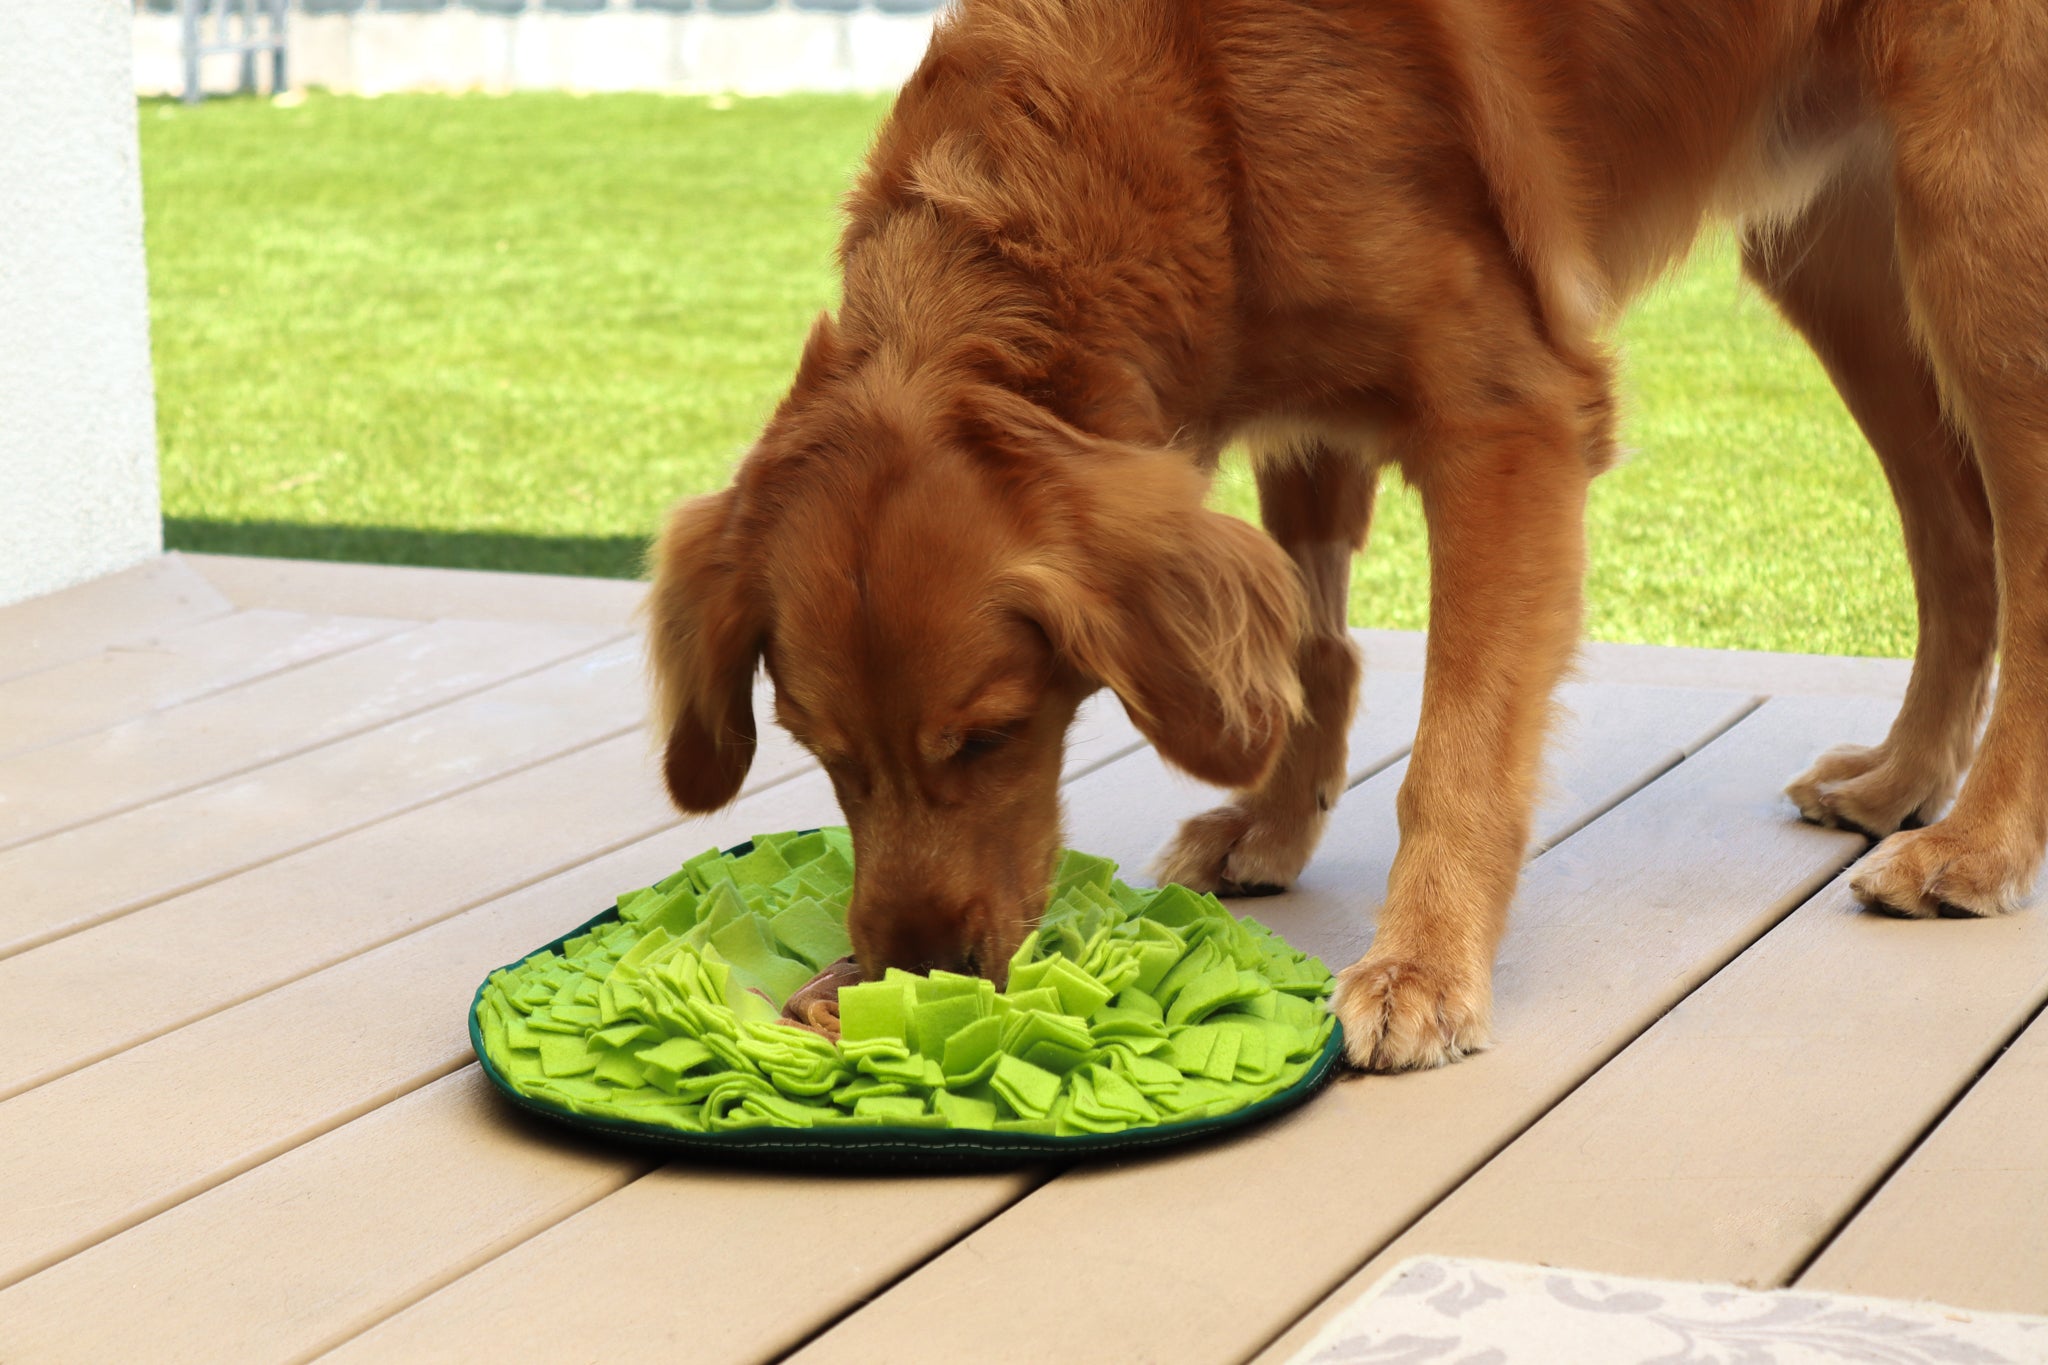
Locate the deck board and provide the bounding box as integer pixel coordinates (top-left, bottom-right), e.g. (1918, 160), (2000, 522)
(0, 1069), (650, 1365)
(0, 619), (615, 852)
(0, 695), (1129, 1289)
(10, 553), (2030, 1364)
(265, 665), (1436, 1363)
(327, 1163), (1037, 1365)
(0, 557), (231, 684)
(1800, 1001), (2048, 1316)
(0, 609), (405, 759)
(0, 636), (644, 957)
(789, 695), (1889, 1365)
(0, 681), (839, 1103)
(183, 552), (649, 630)
(1049, 667), (1424, 880)
(0, 703), (1136, 1352)
(0, 709), (1209, 1363)
(312, 678), (1756, 1365)
(0, 768), (841, 1291)
(1356, 630), (1916, 699)
(1261, 863), (2048, 1359)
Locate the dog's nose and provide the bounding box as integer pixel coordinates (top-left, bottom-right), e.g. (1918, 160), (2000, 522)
(894, 944), (978, 978)
(857, 905), (990, 980)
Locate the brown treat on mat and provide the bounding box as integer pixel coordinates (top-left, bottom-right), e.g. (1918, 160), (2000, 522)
(779, 956), (864, 1041)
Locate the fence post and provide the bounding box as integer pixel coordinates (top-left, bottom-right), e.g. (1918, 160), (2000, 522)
(180, 0), (202, 103)
(238, 0), (258, 94)
(271, 0), (289, 93)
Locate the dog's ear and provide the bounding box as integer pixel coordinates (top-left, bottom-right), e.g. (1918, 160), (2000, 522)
(788, 312), (844, 398)
(644, 489), (764, 812)
(994, 413), (1307, 790)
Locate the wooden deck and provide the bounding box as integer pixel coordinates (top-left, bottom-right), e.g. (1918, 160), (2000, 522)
(1, 552), (2041, 1364)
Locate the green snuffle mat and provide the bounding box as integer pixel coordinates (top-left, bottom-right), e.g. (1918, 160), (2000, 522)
(470, 829), (1343, 1169)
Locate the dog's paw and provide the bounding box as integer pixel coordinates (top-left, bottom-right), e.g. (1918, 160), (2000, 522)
(1786, 743), (1955, 839)
(1153, 802), (1319, 897)
(1331, 951), (1492, 1072)
(1851, 824), (2033, 919)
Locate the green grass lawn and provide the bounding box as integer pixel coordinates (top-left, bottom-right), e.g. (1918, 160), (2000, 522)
(141, 91), (1915, 657)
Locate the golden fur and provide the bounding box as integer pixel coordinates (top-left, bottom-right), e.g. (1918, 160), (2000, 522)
(650, 0), (2048, 1069)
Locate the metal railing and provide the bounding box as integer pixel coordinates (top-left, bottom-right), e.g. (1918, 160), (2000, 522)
(178, 0), (289, 103)
(147, 0), (940, 13)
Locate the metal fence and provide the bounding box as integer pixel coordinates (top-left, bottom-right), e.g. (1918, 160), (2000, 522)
(142, 0), (945, 102)
(175, 0), (287, 102)
(144, 0), (943, 14)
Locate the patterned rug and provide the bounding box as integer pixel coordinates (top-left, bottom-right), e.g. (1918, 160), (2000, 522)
(1289, 1257), (2048, 1364)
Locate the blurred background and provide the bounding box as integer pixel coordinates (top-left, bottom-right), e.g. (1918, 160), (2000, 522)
(136, 0), (1914, 656)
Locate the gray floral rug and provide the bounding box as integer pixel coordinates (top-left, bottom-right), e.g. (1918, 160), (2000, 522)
(1289, 1257), (2048, 1364)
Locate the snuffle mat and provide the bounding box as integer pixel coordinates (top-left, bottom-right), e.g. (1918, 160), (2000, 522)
(471, 828), (1343, 1167)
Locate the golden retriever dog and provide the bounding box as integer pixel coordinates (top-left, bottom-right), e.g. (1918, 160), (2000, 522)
(649, 0), (2048, 1070)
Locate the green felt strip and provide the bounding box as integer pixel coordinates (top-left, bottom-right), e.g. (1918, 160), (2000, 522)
(767, 897), (851, 971)
(838, 979), (912, 1044)
(933, 1089), (998, 1130)
(940, 1015), (1004, 1085)
(472, 828), (1339, 1154)
(990, 1053), (1062, 1119)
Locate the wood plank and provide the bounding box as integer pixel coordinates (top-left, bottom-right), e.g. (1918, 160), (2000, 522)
(1261, 863), (2048, 1360)
(1358, 630), (1914, 699)
(0, 637), (644, 959)
(182, 552), (649, 631)
(0, 698), (1134, 1291)
(0, 684), (831, 1102)
(0, 702), (1139, 1349)
(787, 692), (1883, 1365)
(1534, 680), (1760, 851)
(0, 768), (841, 1291)
(1053, 677), (1746, 887)
(1061, 690), (1150, 779)
(1571, 640), (1912, 698)
(0, 556), (230, 684)
(328, 1166), (1033, 1365)
(253, 671), (1433, 1364)
(0, 609), (405, 759)
(0, 1069), (648, 1365)
(0, 618), (620, 853)
(166, 548), (1126, 774)
(1063, 668), (1424, 881)
(188, 557), (1861, 703)
(1800, 1002), (2048, 1315)
(316, 681), (1746, 1364)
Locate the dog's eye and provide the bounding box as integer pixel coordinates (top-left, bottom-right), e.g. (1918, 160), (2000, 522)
(955, 728), (1013, 763)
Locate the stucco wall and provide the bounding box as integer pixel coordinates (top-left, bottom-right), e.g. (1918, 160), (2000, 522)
(0, 1), (162, 608)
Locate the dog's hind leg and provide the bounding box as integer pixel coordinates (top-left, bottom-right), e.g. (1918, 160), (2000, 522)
(1154, 438), (1377, 895)
(1745, 159), (1998, 841)
(1850, 4), (2048, 917)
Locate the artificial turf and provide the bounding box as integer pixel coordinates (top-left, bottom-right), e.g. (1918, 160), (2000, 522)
(140, 90), (1915, 656)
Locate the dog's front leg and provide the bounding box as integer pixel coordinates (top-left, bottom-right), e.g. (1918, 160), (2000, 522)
(1156, 439), (1377, 895)
(1334, 413), (1590, 1070)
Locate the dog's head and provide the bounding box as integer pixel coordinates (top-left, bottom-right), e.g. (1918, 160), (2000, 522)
(648, 330), (1305, 982)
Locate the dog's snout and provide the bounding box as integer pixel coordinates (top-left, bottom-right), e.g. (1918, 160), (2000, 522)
(849, 896), (997, 981)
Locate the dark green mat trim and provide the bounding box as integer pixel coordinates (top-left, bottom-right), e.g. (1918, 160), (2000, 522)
(469, 840), (1346, 1171)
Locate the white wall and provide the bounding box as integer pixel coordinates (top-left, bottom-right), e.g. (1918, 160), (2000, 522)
(0, 1), (162, 608)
